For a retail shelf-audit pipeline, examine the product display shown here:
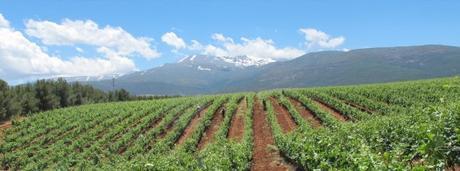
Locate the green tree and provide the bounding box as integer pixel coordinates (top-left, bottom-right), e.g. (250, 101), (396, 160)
(17, 84), (39, 115)
(35, 80), (59, 111)
(116, 89), (131, 101)
(0, 79), (9, 120)
(55, 78), (71, 107)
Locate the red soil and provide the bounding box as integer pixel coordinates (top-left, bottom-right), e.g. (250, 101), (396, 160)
(197, 106), (225, 150)
(156, 115), (179, 139)
(312, 99), (348, 122)
(0, 120), (12, 139)
(108, 111), (154, 148)
(288, 97), (322, 128)
(176, 105), (210, 145)
(450, 165), (460, 171)
(155, 107), (191, 140)
(118, 113), (166, 154)
(344, 100), (374, 114)
(269, 97), (297, 133)
(251, 97), (295, 171)
(228, 98), (247, 142)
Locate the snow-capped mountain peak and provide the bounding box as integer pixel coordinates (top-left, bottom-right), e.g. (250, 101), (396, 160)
(53, 73), (124, 82)
(178, 54), (274, 67)
(217, 55), (274, 67)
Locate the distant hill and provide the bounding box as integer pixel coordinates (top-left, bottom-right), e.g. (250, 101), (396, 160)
(85, 45), (460, 95)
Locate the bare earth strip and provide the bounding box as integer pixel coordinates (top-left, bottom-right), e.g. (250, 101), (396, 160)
(251, 97), (295, 171)
(197, 106), (225, 150)
(312, 99), (349, 122)
(228, 97), (247, 141)
(269, 97), (297, 133)
(176, 105), (210, 145)
(0, 120), (12, 140)
(288, 97), (322, 128)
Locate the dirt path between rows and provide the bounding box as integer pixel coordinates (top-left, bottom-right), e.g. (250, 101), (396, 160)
(269, 97), (297, 133)
(228, 97), (247, 142)
(312, 99), (348, 122)
(154, 106), (194, 142)
(0, 120), (12, 140)
(118, 111), (168, 154)
(251, 97), (295, 171)
(343, 100), (374, 114)
(176, 105), (210, 145)
(288, 97), (322, 128)
(197, 106), (225, 150)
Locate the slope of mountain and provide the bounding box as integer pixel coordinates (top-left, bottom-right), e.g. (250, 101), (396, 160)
(88, 55), (262, 95)
(226, 45), (460, 92)
(86, 45), (460, 95)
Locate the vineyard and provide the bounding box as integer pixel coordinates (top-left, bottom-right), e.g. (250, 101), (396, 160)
(1, 77), (459, 170)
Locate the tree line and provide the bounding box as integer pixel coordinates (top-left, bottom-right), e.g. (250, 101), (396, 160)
(0, 78), (177, 121)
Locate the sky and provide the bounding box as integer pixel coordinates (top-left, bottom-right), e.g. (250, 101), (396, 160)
(1, 0), (460, 84)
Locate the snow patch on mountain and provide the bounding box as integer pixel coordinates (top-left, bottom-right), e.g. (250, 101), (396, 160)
(197, 66), (212, 71)
(178, 54), (274, 67)
(56, 73), (124, 82)
(178, 56), (188, 63)
(217, 55), (274, 67)
(190, 55), (197, 61)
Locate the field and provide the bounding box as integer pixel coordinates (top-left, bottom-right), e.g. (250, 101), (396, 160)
(1, 77), (459, 170)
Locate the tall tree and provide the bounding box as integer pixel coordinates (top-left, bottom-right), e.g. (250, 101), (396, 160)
(35, 80), (59, 111)
(55, 78), (71, 107)
(0, 80), (9, 120)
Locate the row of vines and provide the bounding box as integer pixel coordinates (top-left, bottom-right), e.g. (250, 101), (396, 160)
(1, 77), (459, 170)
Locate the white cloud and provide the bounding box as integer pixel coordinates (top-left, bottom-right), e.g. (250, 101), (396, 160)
(212, 33), (233, 43)
(0, 14), (136, 83)
(299, 28), (345, 49)
(0, 14), (9, 28)
(161, 32), (186, 50)
(161, 32), (304, 61)
(188, 40), (203, 50)
(25, 19), (160, 59)
(202, 33), (304, 60)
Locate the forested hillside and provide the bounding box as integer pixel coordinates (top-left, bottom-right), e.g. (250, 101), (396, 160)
(0, 78), (133, 121)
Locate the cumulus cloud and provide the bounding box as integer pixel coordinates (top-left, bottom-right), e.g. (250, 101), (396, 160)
(25, 19), (160, 59)
(161, 32), (186, 50)
(163, 32), (304, 60)
(188, 40), (203, 50)
(299, 28), (345, 49)
(211, 33), (233, 43)
(0, 14), (9, 28)
(163, 29), (345, 61)
(203, 33), (304, 60)
(0, 14), (136, 82)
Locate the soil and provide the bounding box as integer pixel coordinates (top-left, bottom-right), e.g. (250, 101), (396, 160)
(228, 98), (247, 141)
(288, 97), (322, 128)
(0, 120), (12, 140)
(338, 99), (374, 114)
(197, 106), (225, 150)
(118, 113), (166, 154)
(157, 115), (179, 139)
(449, 165), (460, 171)
(155, 106), (192, 140)
(269, 97), (297, 133)
(176, 105), (210, 145)
(93, 114), (133, 144)
(312, 100), (348, 122)
(251, 97), (295, 171)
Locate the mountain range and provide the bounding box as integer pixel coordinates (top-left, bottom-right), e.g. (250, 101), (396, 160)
(84, 45), (460, 95)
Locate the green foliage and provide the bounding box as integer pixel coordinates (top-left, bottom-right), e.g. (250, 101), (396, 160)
(1, 77), (459, 170)
(0, 78), (144, 122)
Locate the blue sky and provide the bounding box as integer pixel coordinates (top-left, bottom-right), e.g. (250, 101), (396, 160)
(0, 0), (459, 84)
